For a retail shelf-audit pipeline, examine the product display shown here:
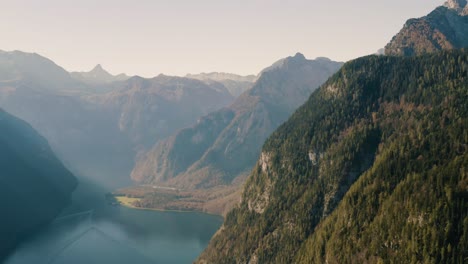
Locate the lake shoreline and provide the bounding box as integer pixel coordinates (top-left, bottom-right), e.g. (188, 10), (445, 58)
(114, 196), (224, 218)
(6, 200), (223, 264)
(112, 185), (242, 217)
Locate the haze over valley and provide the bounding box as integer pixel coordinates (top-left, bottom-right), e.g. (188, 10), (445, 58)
(0, 1), (467, 263)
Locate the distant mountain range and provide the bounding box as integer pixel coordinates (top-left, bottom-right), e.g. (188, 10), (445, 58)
(186, 72), (257, 97)
(130, 53), (342, 214)
(87, 74), (234, 151)
(0, 51), (235, 189)
(186, 72), (257, 83)
(0, 109), (77, 259)
(385, 0), (468, 56)
(0, 50), (84, 93)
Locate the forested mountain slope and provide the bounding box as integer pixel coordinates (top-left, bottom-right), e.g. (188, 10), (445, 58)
(198, 50), (467, 263)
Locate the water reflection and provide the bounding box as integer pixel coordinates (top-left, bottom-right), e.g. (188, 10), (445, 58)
(6, 206), (222, 264)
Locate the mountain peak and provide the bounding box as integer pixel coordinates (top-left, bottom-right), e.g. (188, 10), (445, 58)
(90, 64), (108, 74)
(444, 0), (468, 14)
(445, 0), (467, 9)
(385, 2), (468, 56)
(71, 64), (130, 84)
(315, 57), (332, 62)
(293, 52), (306, 60)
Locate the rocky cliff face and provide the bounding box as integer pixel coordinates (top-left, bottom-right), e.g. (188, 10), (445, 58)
(385, 2), (468, 56)
(0, 109), (77, 259)
(131, 54), (343, 191)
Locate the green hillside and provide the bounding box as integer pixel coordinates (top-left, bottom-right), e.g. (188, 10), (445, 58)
(198, 50), (468, 264)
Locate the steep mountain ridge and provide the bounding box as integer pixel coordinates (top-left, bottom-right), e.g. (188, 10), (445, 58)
(130, 54), (342, 214)
(198, 50), (467, 263)
(0, 50), (83, 93)
(0, 109), (77, 259)
(385, 2), (468, 56)
(0, 78), (135, 188)
(88, 74), (234, 151)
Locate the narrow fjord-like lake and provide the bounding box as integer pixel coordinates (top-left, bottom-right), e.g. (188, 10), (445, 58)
(5, 206), (223, 264)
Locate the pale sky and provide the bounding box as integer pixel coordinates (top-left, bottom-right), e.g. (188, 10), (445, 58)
(0, 0), (442, 77)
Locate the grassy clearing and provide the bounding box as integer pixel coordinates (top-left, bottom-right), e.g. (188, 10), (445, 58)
(115, 196), (141, 207)
(114, 185), (241, 216)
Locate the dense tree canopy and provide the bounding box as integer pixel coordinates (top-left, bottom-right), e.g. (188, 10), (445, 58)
(198, 50), (468, 264)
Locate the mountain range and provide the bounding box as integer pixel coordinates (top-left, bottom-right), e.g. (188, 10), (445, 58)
(130, 54), (342, 214)
(86, 74), (234, 151)
(0, 50), (84, 93)
(186, 72), (257, 97)
(0, 51), (236, 188)
(71, 64), (129, 85)
(132, 54), (342, 188)
(1, 1), (467, 262)
(198, 48), (467, 264)
(198, 2), (468, 262)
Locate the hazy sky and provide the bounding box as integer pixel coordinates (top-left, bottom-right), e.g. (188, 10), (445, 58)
(0, 0), (442, 77)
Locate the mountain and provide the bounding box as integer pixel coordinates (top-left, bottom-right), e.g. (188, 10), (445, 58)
(445, 0), (468, 14)
(0, 50), (234, 190)
(88, 74), (234, 151)
(186, 72), (257, 97)
(0, 57), (135, 188)
(198, 50), (468, 263)
(385, 1), (468, 56)
(0, 109), (77, 259)
(130, 54), (342, 214)
(71, 64), (130, 85)
(0, 50), (83, 93)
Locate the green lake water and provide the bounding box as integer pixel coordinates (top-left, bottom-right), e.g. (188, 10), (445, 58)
(5, 206), (223, 264)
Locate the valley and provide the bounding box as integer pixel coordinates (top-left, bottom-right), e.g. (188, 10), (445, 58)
(0, 1), (467, 263)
